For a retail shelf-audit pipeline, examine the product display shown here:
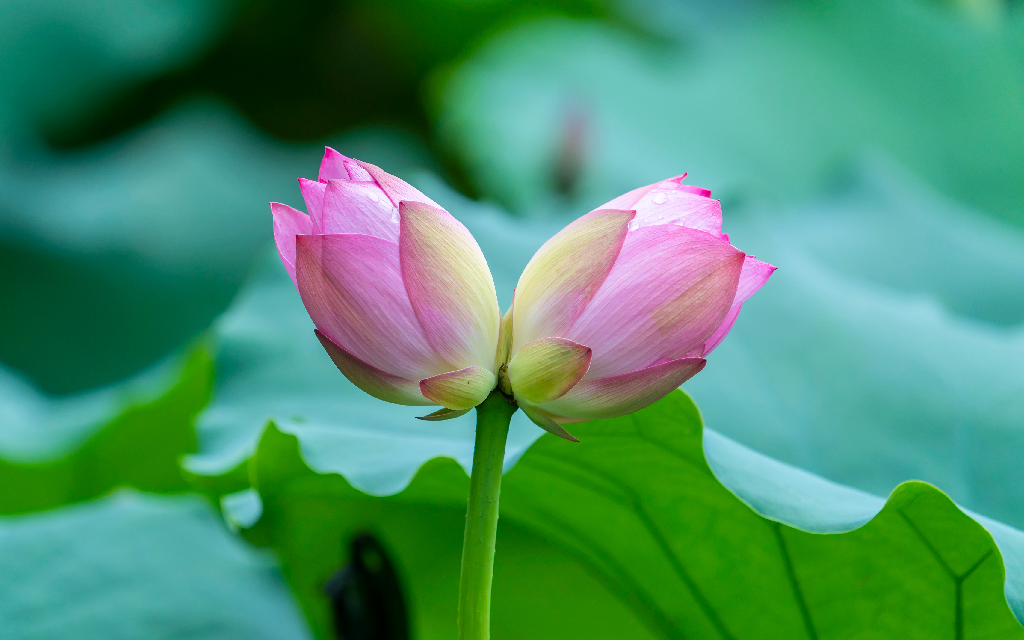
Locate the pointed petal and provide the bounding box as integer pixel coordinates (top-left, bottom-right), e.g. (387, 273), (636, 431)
(320, 179), (399, 241)
(678, 184), (712, 197)
(319, 146), (348, 181)
(271, 203), (313, 287)
(519, 404), (579, 442)
(318, 147), (349, 181)
(601, 174), (722, 236)
(513, 209), (634, 349)
(541, 357), (706, 421)
(344, 160), (373, 181)
(318, 147), (374, 182)
(630, 180), (722, 235)
(702, 256), (777, 355)
(600, 173), (686, 210)
(507, 337), (592, 405)
(567, 226), (744, 378)
(734, 255), (777, 303)
(419, 366), (496, 411)
(353, 159), (439, 209)
(417, 407), (473, 421)
(399, 201), (500, 369)
(315, 330), (432, 406)
(296, 233), (450, 380)
(318, 147), (347, 181)
(299, 178), (326, 233)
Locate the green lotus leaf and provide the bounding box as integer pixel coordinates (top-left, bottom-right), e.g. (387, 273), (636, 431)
(246, 391), (1024, 639)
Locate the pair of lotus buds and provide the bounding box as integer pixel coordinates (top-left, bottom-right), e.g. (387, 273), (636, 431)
(272, 149), (774, 441)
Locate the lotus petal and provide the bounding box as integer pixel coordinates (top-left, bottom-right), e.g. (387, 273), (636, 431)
(270, 203), (313, 286)
(315, 330), (432, 406)
(320, 179), (399, 241)
(507, 337), (592, 405)
(519, 404), (579, 442)
(400, 201), (500, 370)
(419, 366), (496, 411)
(541, 357), (706, 421)
(512, 209), (633, 350)
(567, 226), (744, 378)
(296, 233), (450, 380)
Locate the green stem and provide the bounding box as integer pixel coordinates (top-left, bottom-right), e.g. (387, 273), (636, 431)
(459, 390), (517, 640)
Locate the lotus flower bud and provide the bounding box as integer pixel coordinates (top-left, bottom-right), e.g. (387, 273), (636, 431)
(273, 151), (774, 434)
(271, 148), (501, 420)
(502, 174), (775, 440)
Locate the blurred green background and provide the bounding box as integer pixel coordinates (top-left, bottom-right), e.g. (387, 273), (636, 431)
(2, 0), (1024, 638)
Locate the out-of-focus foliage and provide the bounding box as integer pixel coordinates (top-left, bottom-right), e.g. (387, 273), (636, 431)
(0, 491), (312, 639)
(4, 0), (612, 394)
(49, 0), (613, 149)
(0, 0), (234, 142)
(0, 348), (210, 514)
(436, 1), (1024, 225)
(245, 391), (1024, 639)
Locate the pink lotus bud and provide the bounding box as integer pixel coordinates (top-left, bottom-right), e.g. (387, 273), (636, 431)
(273, 153), (773, 432)
(271, 148), (502, 417)
(503, 174), (775, 440)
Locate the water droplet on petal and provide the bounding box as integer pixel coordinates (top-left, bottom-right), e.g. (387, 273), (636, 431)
(652, 192), (667, 205)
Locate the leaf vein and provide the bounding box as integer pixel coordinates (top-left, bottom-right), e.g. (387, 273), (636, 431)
(771, 521), (819, 640)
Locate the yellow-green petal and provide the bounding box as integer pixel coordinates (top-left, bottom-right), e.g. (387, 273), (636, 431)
(507, 337), (592, 405)
(400, 201), (501, 370)
(512, 209), (633, 353)
(419, 366), (497, 411)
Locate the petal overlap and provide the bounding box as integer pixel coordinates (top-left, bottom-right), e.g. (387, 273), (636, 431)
(318, 147), (368, 182)
(701, 255), (777, 355)
(298, 178), (327, 233)
(321, 179), (399, 241)
(296, 233), (451, 380)
(420, 366), (497, 411)
(315, 330), (431, 406)
(271, 202), (312, 286)
(540, 357), (707, 421)
(354, 159), (439, 209)
(512, 209), (633, 350)
(507, 337), (592, 405)
(565, 225), (745, 379)
(602, 174), (723, 236)
(399, 201), (501, 370)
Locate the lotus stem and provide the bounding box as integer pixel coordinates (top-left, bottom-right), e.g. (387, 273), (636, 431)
(458, 389), (516, 640)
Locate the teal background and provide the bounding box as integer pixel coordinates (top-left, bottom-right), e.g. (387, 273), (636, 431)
(1, 0), (1023, 637)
